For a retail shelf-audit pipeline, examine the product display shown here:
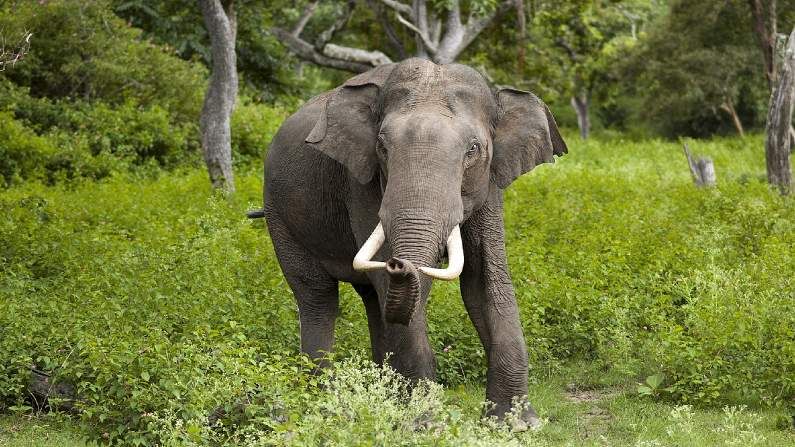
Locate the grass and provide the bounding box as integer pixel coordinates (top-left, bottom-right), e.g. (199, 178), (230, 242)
(0, 414), (86, 447)
(2, 363), (793, 446)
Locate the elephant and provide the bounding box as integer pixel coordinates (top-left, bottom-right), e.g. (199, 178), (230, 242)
(257, 57), (567, 426)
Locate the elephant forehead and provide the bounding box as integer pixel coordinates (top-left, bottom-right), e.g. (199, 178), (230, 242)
(382, 60), (494, 119)
(383, 59), (446, 111)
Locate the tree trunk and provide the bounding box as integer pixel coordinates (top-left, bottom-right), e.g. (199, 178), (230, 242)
(199, 0), (237, 192)
(683, 143), (717, 187)
(720, 99), (745, 136)
(765, 28), (795, 194)
(571, 94), (590, 139)
(515, 0), (526, 73)
(748, 0), (777, 88)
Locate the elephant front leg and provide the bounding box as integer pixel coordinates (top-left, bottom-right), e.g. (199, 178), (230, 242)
(459, 190), (540, 429)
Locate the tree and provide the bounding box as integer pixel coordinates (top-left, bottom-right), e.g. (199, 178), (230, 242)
(198, 0), (237, 192)
(747, 0), (778, 88)
(114, 0), (298, 100)
(272, 0), (515, 73)
(624, 0), (767, 137)
(745, 0), (795, 146)
(530, 0), (658, 139)
(765, 28), (795, 194)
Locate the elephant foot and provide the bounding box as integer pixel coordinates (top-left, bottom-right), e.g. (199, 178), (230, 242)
(509, 406), (542, 432)
(486, 398), (543, 432)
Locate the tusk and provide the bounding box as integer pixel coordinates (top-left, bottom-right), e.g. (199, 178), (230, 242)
(419, 225), (463, 280)
(352, 222), (387, 272)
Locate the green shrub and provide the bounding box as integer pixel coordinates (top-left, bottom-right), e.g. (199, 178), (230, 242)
(0, 0), (206, 122)
(62, 101), (196, 166)
(231, 100), (290, 161)
(146, 357), (537, 446)
(0, 112), (56, 186)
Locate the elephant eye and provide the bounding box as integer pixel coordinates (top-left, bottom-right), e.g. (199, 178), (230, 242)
(467, 139), (481, 156)
(376, 135), (388, 159)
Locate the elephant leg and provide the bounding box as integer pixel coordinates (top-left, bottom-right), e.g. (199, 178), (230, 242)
(266, 212), (339, 366)
(459, 188), (539, 428)
(353, 283), (386, 364)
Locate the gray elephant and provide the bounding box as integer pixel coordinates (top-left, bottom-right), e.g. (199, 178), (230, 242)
(257, 58), (566, 426)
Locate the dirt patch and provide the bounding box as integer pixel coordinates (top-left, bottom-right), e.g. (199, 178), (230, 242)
(563, 384), (623, 439)
(564, 383), (620, 403)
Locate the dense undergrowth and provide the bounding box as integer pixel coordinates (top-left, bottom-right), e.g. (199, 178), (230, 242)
(1, 134), (793, 445)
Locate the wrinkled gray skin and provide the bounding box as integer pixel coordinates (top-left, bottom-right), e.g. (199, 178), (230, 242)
(263, 58), (566, 425)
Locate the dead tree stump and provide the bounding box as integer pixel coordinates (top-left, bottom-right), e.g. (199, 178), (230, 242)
(765, 28), (795, 194)
(683, 143), (716, 187)
(28, 368), (77, 412)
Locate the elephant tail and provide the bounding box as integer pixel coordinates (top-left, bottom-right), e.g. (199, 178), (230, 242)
(246, 209), (266, 219)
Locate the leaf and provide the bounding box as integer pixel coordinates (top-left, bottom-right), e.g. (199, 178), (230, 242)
(646, 373), (665, 389)
(637, 385), (653, 396)
(140, 371), (149, 382)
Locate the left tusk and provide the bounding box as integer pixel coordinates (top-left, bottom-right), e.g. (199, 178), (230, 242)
(352, 222), (387, 272)
(418, 225), (463, 280)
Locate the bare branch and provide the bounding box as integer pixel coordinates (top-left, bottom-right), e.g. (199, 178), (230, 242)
(430, 16), (442, 48)
(461, 1), (513, 47)
(272, 27), (375, 73)
(435, 0), (512, 63)
(292, 0), (320, 37)
(380, 0), (413, 17)
(555, 37), (579, 61)
(323, 43), (392, 66)
(0, 31), (32, 71)
(369, 0), (407, 58)
(395, 11), (437, 54)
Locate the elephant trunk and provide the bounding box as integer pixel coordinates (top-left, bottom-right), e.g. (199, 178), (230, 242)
(382, 212), (458, 325)
(384, 257), (421, 325)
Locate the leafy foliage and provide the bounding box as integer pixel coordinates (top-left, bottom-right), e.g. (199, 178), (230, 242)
(0, 0), (206, 121)
(620, 0), (767, 136)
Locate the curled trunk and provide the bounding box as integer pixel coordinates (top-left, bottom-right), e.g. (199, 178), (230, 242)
(384, 258), (421, 324)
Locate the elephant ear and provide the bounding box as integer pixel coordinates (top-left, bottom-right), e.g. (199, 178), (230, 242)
(305, 64), (395, 184)
(491, 88), (568, 189)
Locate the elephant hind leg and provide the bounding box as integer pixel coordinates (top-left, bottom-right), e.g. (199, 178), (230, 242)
(266, 212), (339, 367)
(353, 283), (386, 365)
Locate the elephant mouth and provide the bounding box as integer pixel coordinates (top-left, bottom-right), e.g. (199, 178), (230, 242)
(352, 222), (463, 325)
(352, 222), (464, 280)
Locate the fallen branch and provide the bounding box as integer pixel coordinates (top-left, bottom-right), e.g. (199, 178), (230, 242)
(272, 27), (389, 73)
(0, 31), (32, 71)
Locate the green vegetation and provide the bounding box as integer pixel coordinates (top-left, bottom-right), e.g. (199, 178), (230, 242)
(0, 1), (289, 187)
(2, 135), (794, 445)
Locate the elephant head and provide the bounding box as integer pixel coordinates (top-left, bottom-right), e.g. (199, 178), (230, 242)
(306, 58), (567, 325)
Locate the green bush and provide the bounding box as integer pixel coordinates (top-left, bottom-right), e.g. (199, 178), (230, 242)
(0, 0), (208, 184)
(62, 101), (196, 166)
(231, 100), (290, 161)
(0, 0), (206, 122)
(0, 112), (56, 186)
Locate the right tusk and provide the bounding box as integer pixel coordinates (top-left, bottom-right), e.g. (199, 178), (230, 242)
(352, 222), (387, 272)
(418, 225), (464, 280)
